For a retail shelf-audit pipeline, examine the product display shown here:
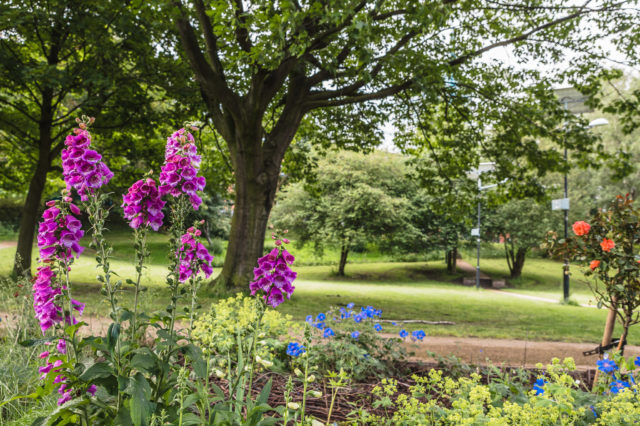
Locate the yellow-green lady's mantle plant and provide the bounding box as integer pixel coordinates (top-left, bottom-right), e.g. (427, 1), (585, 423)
(15, 119), (292, 425)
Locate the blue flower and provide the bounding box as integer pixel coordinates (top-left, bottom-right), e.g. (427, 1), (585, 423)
(351, 331), (360, 339)
(590, 405), (598, 419)
(362, 306), (376, 318)
(316, 313), (326, 322)
(412, 330), (426, 341)
(314, 322), (325, 330)
(374, 323), (382, 332)
(305, 315), (313, 323)
(392, 322), (398, 326)
(399, 329), (408, 338)
(610, 380), (630, 394)
(635, 356), (640, 368)
(353, 314), (363, 323)
(597, 358), (618, 374)
(533, 378), (546, 395)
(323, 327), (335, 338)
(286, 342), (306, 357)
(374, 309), (382, 317)
(347, 303), (355, 309)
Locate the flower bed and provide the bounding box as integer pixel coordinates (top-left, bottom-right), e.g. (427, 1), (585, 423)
(8, 118), (640, 424)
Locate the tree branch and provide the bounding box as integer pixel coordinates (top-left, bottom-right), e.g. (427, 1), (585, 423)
(193, 0), (226, 76)
(305, 80), (413, 109)
(449, 1), (603, 67)
(173, 1), (240, 118)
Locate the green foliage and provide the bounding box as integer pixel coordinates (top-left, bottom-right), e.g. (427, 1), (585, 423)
(304, 305), (409, 380)
(546, 195), (640, 341)
(192, 294), (296, 373)
(484, 198), (559, 278)
(272, 151), (420, 273)
(358, 358), (605, 424)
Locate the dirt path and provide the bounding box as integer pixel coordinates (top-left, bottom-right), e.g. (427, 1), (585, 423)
(0, 241), (16, 249)
(3, 311), (628, 369)
(399, 335), (637, 369)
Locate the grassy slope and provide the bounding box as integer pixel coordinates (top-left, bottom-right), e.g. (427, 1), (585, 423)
(0, 233), (628, 343)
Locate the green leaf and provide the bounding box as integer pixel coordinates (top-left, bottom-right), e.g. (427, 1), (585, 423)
(19, 338), (52, 347)
(180, 413), (202, 425)
(181, 344), (206, 379)
(107, 323), (121, 350)
(126, 373), (154, 426)
(79, 362), (114, 382)
(131, 352), (157, 374)
(256, 379), (272, 406)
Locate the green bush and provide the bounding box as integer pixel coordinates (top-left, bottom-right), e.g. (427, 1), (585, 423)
(356, 357), (640, 424)
(191, 294), (298, 374)
(305, 304), (410, 380)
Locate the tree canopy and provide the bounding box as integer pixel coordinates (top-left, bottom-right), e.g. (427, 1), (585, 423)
(165, 0), (639, 289)
(272, 150), (416, 275)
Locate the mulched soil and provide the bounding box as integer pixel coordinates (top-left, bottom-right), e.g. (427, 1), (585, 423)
(210, 361), (599, 423)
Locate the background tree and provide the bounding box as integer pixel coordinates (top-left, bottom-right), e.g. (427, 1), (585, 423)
(166, 0), (638, 289)
(484, 198), (557, 279)
(408, 188), (470, 274)
(272, 151), (417, 275)
(0, 1), (193, 276)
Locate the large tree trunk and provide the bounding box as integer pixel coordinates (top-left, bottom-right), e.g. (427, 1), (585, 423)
(13, 90), (53, 277)
(213, 143), (280, 290)
(13, 158), (50, 277)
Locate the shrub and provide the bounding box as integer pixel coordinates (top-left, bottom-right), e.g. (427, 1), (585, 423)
(303, 304), (414, 380)
(191, 294), (297, 372)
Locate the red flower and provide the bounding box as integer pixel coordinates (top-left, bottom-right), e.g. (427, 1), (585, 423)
(590, 260), (600, 270)
(600, 238), (615, 252)
(572, 221), (591, 236)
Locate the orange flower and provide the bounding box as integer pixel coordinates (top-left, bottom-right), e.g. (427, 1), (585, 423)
(600, 238), (615, 252)
(572, 221), (591, 236)
(590, 260), (600, 270)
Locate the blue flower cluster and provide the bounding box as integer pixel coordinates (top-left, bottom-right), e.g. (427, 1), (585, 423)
(412, 330), (426, 341)
(286, 342), (306, 357)
(592, 355), (640, 396)
(610, 379), (630, 394)
(306, 303), (386, 338)
(304, 304), (428, 346)
(533, 377), (547, 395)
(597, 358), (618, 374)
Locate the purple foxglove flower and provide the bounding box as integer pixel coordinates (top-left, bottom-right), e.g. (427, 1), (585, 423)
(121, 178), (166, 230)
(158, 128), (206, 209)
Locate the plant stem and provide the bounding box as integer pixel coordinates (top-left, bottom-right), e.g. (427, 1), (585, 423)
(131, 227), (148, 341)
(188, 276), (199, 337)
(301, 323), (311, 425)
(247, 298), (265, 404)
(62, 256), (79, 364)
(327, 387), (338, 425)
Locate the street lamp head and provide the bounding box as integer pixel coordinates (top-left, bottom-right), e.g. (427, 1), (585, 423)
(467, 162), (496, 180)
(588, 118), (609, 128)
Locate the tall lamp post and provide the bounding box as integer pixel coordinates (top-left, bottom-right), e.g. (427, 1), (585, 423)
(554, 87), (608, 301)
(469, 162), (501, 289)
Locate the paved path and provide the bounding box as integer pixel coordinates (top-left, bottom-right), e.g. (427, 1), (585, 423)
(456, 259), (594, 307)
(456, 259), (491, 279)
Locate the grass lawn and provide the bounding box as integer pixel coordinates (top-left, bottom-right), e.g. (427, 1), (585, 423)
(0, 234), (627, 343)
